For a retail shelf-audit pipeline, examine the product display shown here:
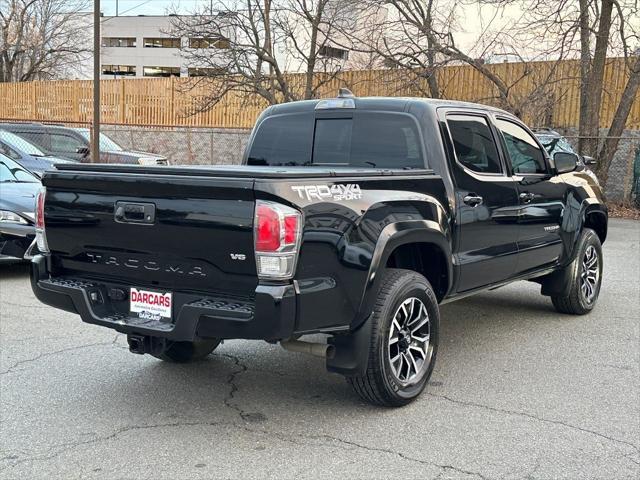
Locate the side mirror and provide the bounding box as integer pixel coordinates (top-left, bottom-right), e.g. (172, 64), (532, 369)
(582, 155), (597, 165)
(554, 151), (579, 174)
(76, 147), (90, 156)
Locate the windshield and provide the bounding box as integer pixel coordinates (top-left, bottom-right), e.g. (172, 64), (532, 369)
(75, 129), (123, 151)
(0, 130), (46, 156)
(536, 134), (577, 156)
(0, 154), (39, 183)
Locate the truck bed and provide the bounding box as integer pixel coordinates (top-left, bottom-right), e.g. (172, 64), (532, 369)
(53, 163), (434, 179)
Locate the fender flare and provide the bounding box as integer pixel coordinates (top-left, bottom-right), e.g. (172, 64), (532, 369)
(327, 221), (451, 377)
(354, 220), (452, 328)
(563, 199), (608, 264)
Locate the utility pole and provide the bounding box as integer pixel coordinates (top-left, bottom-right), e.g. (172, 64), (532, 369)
(92, 0), (101, 163)
(116, 0), (119, 16)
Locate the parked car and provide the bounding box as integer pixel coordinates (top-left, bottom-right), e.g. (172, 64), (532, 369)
(0, 129), (73, 176)
(30, 93), (607, 407)
(0, 123), (167, 165)
(0, 154), (39, 262)
(533, 128), (596, 165)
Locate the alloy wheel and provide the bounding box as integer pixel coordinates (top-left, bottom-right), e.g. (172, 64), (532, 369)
(580, 245), (599, 303)
(388, 297), (431, 385)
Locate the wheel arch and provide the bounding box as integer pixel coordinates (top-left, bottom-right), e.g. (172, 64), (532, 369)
(354, 220), (452, 328)
(385, 242), (450, 302)
(583, 206), (607, 244)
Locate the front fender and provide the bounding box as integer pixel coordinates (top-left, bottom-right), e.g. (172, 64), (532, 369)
(561, 193), (608, 265)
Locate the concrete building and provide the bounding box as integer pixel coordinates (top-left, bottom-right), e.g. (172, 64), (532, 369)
(100, 15), (231, 79)
(99, 12), (367, 79)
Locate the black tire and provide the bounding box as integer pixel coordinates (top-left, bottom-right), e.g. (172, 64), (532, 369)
(551, 228), (603, 315)
(348, 269), (440, 407)
(152, 339), (221, 363)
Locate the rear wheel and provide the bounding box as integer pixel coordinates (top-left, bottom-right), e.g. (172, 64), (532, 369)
(551, 228), (603, 315)
(152, 339), (221, 363)
(348, 269), (439, 407)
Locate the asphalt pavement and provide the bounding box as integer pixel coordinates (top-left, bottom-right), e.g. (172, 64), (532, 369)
(1, 219), (638, 479)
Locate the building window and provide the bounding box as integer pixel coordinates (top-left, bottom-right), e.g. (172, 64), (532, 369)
(318, 45), (349, 60)
(102, 37), (136, 48)
(189, 37), (230, 49)
(102, 64), (136, 76)
(143, 37), (181, 48)
(143, 66), (181, 77)
(187, 67), (225, 77)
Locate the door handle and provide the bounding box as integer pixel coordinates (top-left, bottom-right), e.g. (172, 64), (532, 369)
(463, 194), (483, 207)
(519, 192), (535, 203)
(114, 201), (156, 224)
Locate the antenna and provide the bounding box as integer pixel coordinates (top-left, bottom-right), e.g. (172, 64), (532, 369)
(338, 88), (355, 98)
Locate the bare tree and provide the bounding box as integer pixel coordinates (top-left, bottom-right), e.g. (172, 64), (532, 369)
(0, 0), (91, 82)
(168, 0), (352, 111)
(503, 0), (639, 184)
(335, 1), (445, 98)
(597, 54), (640, 186)
(339, 1), (570, 115)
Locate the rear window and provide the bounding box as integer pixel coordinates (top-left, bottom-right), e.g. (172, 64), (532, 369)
(247, 114), (313, 166)
(247, 112), (425, 169)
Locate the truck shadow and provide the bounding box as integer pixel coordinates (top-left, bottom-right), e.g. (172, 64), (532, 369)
(89, 282), (579, 419)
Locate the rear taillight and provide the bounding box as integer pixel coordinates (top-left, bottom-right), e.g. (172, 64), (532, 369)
(35, 187), (49, 253)
(254, 200), (302, 279)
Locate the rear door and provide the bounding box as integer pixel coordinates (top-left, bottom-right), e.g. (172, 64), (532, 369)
(442, 111), (520, 292)
(493, 117), (566, 274)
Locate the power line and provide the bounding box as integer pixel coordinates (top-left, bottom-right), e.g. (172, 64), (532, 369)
(110, 0), (154, 17)
(102, 0), (205, 17)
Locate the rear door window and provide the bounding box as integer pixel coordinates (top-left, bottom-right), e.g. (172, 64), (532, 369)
(446, 114), (502, 174)
(51, 133), (85, 153)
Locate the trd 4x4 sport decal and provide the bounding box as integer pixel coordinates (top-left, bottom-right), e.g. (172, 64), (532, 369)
(291, 184), (362, 201)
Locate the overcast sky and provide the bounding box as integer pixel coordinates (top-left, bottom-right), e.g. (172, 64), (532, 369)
(101, 0), (203, 16)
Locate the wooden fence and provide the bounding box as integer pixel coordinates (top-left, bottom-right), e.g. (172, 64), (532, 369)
(0, 57), (638, 129)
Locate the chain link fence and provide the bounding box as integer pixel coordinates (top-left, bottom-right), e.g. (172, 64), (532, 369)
(101, 125), (251, 166)
(104, 124), (639, 203)
(1, 119), (638, 203)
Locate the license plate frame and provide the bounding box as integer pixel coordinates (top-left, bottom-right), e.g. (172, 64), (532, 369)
(130, 287), (172, 321)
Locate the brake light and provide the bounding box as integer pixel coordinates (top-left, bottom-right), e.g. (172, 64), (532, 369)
(254, 201), (302, 279)
(284, 216), (298, 244)
(35, 187), (49, 253)
(256, 204), (281, 251)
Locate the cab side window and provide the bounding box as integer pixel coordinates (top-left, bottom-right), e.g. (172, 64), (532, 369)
(496, 119), (547, 174)
(447, 114), (502, 174)
(0, 142), (20, 160)
(51, 134), (85, 153)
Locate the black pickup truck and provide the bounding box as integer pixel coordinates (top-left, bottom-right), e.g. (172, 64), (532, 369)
(30, 93), (608, 406)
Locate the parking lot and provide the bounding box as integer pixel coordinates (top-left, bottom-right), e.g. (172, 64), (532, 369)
(0, 218), (638, 479)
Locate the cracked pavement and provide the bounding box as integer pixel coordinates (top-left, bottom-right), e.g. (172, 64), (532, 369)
(1, 219), (638, 479)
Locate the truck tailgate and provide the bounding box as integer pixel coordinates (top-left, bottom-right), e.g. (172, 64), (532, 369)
(42, 169), (257, 296)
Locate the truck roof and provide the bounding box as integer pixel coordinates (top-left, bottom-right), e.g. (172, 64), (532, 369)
(264, 96), (513, 117)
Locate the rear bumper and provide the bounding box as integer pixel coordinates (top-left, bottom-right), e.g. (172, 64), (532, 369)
(30, 255), (296, 341)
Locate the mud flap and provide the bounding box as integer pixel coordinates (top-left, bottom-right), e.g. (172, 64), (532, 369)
(539, 262), (574, 297)
(326, 315), (373, 377)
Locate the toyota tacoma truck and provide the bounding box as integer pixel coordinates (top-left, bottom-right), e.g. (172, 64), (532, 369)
(30, 92), (608, 407)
